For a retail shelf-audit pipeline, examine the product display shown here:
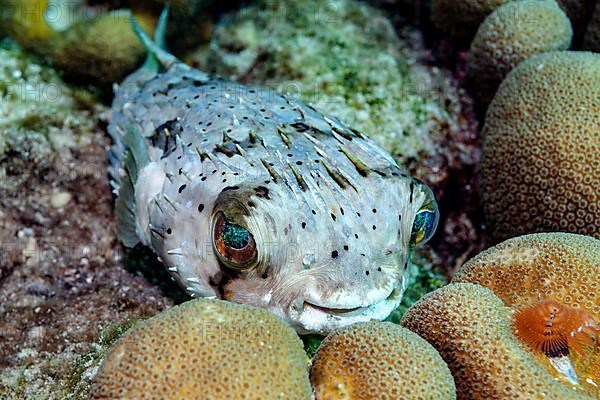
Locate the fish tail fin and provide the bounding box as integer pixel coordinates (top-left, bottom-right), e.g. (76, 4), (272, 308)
(115, 125), (150, 248)
(131, 5), (177, 74)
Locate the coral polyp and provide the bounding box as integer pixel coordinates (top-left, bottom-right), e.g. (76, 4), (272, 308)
(514, 299), (599, 359)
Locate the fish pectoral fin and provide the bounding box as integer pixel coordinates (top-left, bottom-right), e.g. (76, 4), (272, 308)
(116, 125), (150, 247)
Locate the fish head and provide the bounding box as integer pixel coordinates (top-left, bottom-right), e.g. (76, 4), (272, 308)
(208, 176), (439, 334)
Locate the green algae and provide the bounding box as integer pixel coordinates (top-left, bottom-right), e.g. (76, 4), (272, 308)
(189, 0), (458, 169)
(0, 40), (102, 160)
(0, 318), (143, 400)
(385, 251), (448, 324)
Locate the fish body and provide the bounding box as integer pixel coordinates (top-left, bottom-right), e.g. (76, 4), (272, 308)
(108, 12), (439, 334)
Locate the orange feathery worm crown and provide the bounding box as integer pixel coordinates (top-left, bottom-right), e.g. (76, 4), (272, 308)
(514, 299), (599, 358)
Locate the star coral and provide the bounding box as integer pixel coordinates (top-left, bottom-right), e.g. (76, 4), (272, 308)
(480, 51), (600, 240)
(467, 0), (572, 107)
(452, 233), (599, 316)
(401, 283), (598, 399)
(91, 299), (312, 399)
(310, 321), (456, 400)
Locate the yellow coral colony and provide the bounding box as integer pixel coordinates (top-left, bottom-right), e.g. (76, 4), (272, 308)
(467, 0), (572, 107)
(401, 283), (598, 400)
(452, 232), (599, 397)
(310, 321), (456, 400)
(480, 52), (600, 240)
(91, 299), (312, 400)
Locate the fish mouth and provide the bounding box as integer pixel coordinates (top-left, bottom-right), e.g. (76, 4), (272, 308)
(291, 287), (404, 335)
(302, 302), (363, 315)
(303, 287), (399, 315)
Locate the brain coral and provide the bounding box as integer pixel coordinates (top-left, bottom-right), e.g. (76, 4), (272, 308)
(430, 0), (510, 39)
(467, 0), (572, 107)
(91, 299), (312, 399)
(401, 283), (597, 399)
(310, 321), (456, 400)
(480, 51), (600, 240)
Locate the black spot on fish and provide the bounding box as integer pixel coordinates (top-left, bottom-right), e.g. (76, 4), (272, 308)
(221, 186), (240, 193)
(254, 186), (270, 199)
(372, 225), (377, 230)
(331, 251), (338, 259)
(166, 228), (172, 235)
(198, 204), (204, 213)
(343, 245), (349, 251)
(365, 270), (370, 276)
(372, 208), (377, 213)
(302, 222), (306, 229)
(290, 122), (310, 132)
(193, 80), (205, 87)
(178, 185), (186, 193)
(153, 119), (179, 158)
(331, 213), (336, 221)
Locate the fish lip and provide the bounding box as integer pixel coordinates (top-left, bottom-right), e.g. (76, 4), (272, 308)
(302, 301), (363, 315)
(302, 287), (400, 315)
(290, 287), (404, 334)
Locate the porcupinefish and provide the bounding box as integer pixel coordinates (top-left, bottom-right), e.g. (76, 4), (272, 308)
(108, 9), (439, 334)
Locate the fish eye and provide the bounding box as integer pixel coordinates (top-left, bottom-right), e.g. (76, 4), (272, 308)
(212, 211), (258, 270)
(410, 202), (439, 246)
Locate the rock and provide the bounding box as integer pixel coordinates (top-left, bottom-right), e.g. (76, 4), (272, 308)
(49, 192), (72, 209)
(0, 42), (173, 398)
